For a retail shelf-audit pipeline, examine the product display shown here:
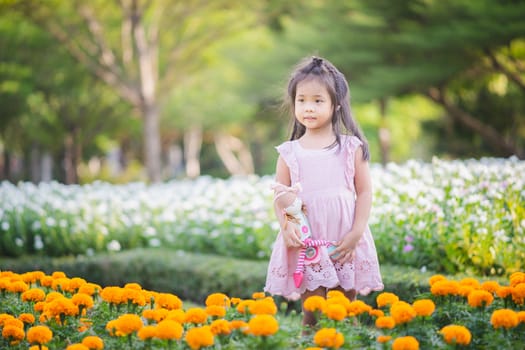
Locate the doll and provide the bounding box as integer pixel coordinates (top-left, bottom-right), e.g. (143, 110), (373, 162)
(271, 183), (337, 288)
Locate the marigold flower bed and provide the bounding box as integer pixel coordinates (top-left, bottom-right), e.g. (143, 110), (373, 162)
(1, 270), (524, 349)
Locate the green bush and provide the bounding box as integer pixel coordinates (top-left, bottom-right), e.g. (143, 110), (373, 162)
(2, 248), (505, 307)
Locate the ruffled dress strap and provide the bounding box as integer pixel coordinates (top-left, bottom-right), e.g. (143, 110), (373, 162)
(344, 135), (363, 189)
(275, 141), (300, 184)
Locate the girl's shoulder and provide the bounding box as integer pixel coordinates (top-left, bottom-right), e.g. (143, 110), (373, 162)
(340, 134), (363, 152)
(275, 140), (296, 155)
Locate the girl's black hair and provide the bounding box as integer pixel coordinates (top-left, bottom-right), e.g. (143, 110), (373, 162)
(285, 56), (370, 160)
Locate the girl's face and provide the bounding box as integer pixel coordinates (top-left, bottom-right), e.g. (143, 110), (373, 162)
(294, 78), (334, 134)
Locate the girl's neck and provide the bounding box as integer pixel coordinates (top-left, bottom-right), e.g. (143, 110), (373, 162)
(299, 129), (337, 149)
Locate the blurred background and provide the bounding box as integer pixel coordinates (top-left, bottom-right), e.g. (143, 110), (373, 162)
(1, 0), (524, 184)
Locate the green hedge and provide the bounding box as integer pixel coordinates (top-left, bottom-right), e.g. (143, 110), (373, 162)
(0, 248), (505, 307)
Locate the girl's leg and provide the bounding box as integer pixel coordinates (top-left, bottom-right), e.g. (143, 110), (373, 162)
(301, 287), (326, 330)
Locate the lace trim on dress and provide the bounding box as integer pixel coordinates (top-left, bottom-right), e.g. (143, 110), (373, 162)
(344, 135), (363, 189)
(275, 142), (300, 184)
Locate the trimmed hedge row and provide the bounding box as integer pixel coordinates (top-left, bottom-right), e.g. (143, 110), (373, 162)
(1, 248), (498, 306)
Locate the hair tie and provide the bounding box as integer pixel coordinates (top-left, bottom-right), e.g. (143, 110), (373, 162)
(312, 57), (323, 67)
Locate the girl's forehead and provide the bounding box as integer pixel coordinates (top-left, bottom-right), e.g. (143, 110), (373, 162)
(296, 78), (330, 95)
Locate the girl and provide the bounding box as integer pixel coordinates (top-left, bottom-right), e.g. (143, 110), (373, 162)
(264, 56), (384, 328)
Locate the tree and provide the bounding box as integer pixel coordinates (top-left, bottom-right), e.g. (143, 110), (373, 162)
(271, 0), (525, 159)
(10, 0), (257, 181)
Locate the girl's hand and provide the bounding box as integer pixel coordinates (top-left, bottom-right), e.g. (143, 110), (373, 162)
(281, 222), (304, 248)
(331, 232), (360, 264)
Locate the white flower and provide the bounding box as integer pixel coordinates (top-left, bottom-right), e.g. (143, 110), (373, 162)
(107, 240), (121, 251)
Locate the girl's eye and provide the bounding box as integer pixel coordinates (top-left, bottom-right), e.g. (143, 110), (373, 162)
(296, 99), (304, 103)
(316, 99), (323, 103)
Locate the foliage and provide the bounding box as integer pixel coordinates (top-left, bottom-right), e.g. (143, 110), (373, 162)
(0, 269), (524, 349)
(1, 158), (523, 276)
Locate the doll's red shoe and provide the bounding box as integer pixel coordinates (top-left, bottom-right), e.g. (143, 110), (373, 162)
(293, 271), (304, 288)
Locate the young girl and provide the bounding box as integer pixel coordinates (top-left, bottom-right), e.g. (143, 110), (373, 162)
(264, 56), (384, 328)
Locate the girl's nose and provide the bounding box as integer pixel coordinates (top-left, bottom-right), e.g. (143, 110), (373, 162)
(304, 103), (314, 112)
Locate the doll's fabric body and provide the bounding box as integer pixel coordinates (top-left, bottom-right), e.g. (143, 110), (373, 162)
(264, 135), (384, 299)
(279, 195), (336, 288)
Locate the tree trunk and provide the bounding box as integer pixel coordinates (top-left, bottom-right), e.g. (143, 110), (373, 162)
(30, 144), (41, 183)
(184, 125), (202, 178)
(378, 98), (390, 166)
(214, 132), (254, 176)
(41, 152), (53, 182)
(64, 133), (76, 184)
(142, 103), (162, 182)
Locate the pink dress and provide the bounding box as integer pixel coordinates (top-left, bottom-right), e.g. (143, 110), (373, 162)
(264, 135), (384, 299)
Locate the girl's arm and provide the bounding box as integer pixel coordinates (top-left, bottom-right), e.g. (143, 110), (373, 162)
(274, 156), (303, 248)
(332, 146), (373, 263)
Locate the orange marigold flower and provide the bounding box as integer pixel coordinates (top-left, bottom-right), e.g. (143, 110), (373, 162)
(323, 303), (347, 321)
(496, 286), (513, 299)
(326, 290), (346, 299)
(375, 316), (395, 329)
(205, 293), (231, 307)
(26, 325), (53, 344)
(313, 328), (344, 349)
(69, 277), (87, 291)
(229, 320), (248, 331)
(4, 317), (24, 329)
(165, 309), (185, 323)
(480, 280), (500, 293)
(65, 344), (89, 350)
(467, 290), (494, 308)
(230, 297), (242, 305)
(52, 277), (71, 292)
(509, 272), (525, 287)
(0, 313), (14, 326)
(155, 293), (183, 310)
(29, 346), (48, 350)
(326, 296), (351, 311)
(252, 292), (266, 299)
(347, 300), (372, 316)
(19, 313), (35, 324)
(376, 292), (399, 308)
(247, 314), (279, 336)
(458, 285), (474, 297)
(156, 319), (183, 340)
(412, 299), (435, 317)
(143, 308), (168, 323)
(491, 309), (519, 329)
(236, 300), (255, 314)
(124, 282), (142, 290)
(430, 280), (460, 297)
(392, 336), (419, 350)
(440, 325), (472, 345)
(185, 326), (215, 350)
(377, 335), (392, 343)
(40, 276), (53, 288)
(81, 335), (104, 349)
(2, 325), (25, 342)
(248, 298), (277, 315)
(100, 287), (124, 305)
(517, 311), (525, 324)
(184, 308), (208, 324)
(22, 288), (46, 302)
(459, 277), (480, 288)
(72, 293), (94, 309)
(34, 301), (46, 313)
(137, 325), (157, 340)
(114, 314), (143, 335)
(390, 301), (416, 325)
(428, 274), (446, 286)
(511, 283), (525, 305)
(368, 309), (384, 318)
(122, 288), (146, 306)
(206, 305), (226, 318)
(105, 320), (119, 336)
(304, 296), (326, 313)
(77, 283), (102, 296)
(51, 271), (66, 279)
(45, 291), (64, 303)
(7, 280), (29, 293)
(44, 297), (79, 318)
(210, 319), (231, 336)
